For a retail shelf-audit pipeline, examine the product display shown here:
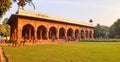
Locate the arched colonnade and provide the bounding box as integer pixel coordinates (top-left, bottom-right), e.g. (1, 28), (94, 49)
(21, 24), (94, 42)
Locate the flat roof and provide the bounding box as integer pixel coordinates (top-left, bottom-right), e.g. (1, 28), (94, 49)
(16, 9), (93, 27)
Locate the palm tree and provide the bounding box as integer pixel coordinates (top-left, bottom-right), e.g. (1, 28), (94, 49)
(13, 0), (35, 10)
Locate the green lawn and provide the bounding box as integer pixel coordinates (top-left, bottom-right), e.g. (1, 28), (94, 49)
(3, 41), (120, 62)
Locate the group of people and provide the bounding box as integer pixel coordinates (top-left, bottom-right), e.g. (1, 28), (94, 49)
(0, 39), (27, 47)
(0, 39), (8, 44)
(51, 35), (80, 42)
(0, 35), (80, 47)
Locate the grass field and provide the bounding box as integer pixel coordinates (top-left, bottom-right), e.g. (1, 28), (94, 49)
(3, 41), (120, 62)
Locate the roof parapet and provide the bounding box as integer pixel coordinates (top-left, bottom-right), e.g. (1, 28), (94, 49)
(17, 9), (93, 27)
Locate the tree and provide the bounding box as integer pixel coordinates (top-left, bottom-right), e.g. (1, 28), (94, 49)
(109, 19), (120, 38)
(13, 0), (35, 9)
(0, 18), (10, 40)
(94, 24), (109, 39)
(0, 0), (12, 19)
(0, 24), (6, 37)
(2, 18), (9, 25)
(94, 24), (101, 38)
(2, 18), (10, 38)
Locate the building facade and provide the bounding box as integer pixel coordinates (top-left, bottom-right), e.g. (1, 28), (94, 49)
(8, 9), (94, 43)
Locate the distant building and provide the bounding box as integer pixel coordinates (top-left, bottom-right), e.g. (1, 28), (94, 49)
(7, 9), (94, 43)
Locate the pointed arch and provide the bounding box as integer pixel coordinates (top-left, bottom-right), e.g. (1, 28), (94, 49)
(86, 30), (89, 38)
(59, 27), (66, 39)
(37, 25), (47, 40)
(75, 29), (79, 39)
(22, 24), (35, 40)
(67, 28), (73, 37)
(49, 26), (57, 39)
(90, 31), (92, 38)
(81, 30), (84, 39)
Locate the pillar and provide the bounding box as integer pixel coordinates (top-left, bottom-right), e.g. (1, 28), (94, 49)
(34, 29), (37, 41)
(29, 29), (31, 42)
(49, 28), (52, 39)
(92, 32), (94, 39)
(11, 29), (15, 40)
(65, 30), (67, 38)
(14, 29), (17, 40)
(85, 31), (88, 40)
(40, 30), (42, 40)
(72, 30), (75, 39)
(47, 29), (49, 40)
(57, 29), (59, 40)
(84, 30), (86, 40)
(87, 31), (89, 40)
(10, 27), (13, 40)
(77, 32), (80, 40)
(79, 32), (81, 40)
(78, 32), (80, 40)
(17, 29), (22, 42)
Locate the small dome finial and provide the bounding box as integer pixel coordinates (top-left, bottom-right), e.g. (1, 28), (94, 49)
(89, 19), (93, 22)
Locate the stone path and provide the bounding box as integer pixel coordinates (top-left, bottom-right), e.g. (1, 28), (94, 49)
(0, 46), (7, 62)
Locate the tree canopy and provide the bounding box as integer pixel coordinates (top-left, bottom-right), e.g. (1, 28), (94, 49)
(0, 18), (10, 39)
(0, 0), (35, 19)
(0, 0), (11, 19)
(13, 0), (35, 9)
(109, 19), (120, 38)
(0, 24), (6, 36)
(94, 24), (109, 39)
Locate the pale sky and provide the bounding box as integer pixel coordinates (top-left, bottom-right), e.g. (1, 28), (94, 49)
(1, 0), (120, 26)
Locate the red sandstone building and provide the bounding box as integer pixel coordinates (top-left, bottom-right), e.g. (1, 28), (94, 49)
(8, 9), (94, 43)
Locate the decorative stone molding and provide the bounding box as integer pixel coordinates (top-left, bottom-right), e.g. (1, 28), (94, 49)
(17, 9), (93, 27)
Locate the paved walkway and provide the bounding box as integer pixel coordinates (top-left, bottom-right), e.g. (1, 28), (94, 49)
(0, 46), (2, 62)
(0, 46), (1, 62)
(0, 46), (7, 62)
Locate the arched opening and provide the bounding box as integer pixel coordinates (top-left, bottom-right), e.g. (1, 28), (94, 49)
(59, 27), (66, 39)
(81, 30), (84, 39)
(86, 30), (89, 38)
(22, 24), (34, 40)
(75, 29), (79, 39)
(37, 25), (47, 40)
(67, 28), (73, 38)
(90, 31), (92, 38)
(49, 26), (57, 39)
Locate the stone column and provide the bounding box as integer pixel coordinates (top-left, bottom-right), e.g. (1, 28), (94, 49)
(11, 29), (15, 40)
(47, 30), (49, 40)
(87, 33), (89, 40)
(72, 30), (75, 39)
(86, 32), (88, 40)
(10, 28), (13, 40)
(17, 29), (22, 42)
(34, 29), (37, 42)
(92, 32), (94, 39)
(14, 29), (17, 40)
(84, 30), (86, 40)
(78, 32), (81, 40)
(64, 30), (67, 42)
(29, 30), (31, 42)
(76, 32), (79, 40)
(79, 32), (81, 40)
(40, 30), (42, 40)
(65, 32), (67, 38)
(11, 32), (14, 40)
(49, 31), (51, 39)
(57, 30), (59, 40)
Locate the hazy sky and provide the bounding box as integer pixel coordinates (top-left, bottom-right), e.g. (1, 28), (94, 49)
(1, 0), (120, 26)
